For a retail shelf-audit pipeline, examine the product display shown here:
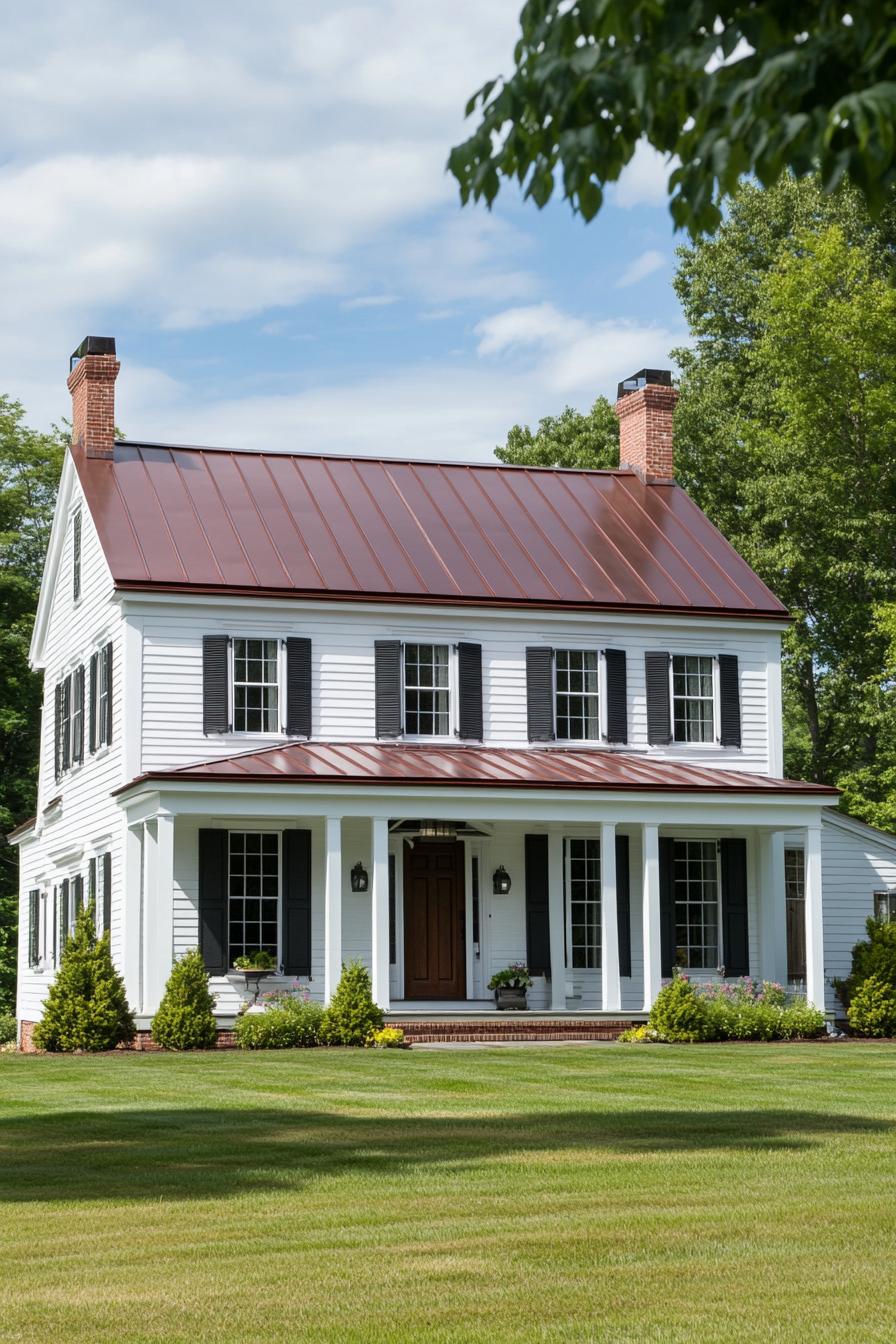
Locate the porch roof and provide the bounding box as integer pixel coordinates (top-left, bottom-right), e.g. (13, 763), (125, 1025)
(115, 741), (838, 797)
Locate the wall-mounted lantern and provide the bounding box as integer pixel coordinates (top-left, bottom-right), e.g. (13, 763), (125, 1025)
(350, 862), (369, 893)
(492, 865), (512, 895)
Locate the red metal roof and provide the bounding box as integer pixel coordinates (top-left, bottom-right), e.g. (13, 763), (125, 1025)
(117, 742), (837, 796)
(74, 441), (788, 619)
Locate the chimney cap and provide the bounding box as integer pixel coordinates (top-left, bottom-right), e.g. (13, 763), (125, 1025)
(616, 368), (672, 401)
(70, 335), (116, 373)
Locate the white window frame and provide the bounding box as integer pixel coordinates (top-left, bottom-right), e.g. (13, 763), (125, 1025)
(874, 888), (896, 923)
(70, 665), (84, 771)
(226, 829), (283, 968)
(402, 641), (455, 740)
(553, 649), (604, 745)
(672, 838), (723, 972)
(564, 835), (602, 971)
(670, 654), (720, 747)
(230, 637), (283, 737)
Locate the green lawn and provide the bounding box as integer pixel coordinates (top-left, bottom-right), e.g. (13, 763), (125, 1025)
(1, 1045), (895, 1343)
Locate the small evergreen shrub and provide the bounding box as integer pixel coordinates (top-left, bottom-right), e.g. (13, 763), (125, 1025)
(320, 961), (384, 1046)
(151, 949), (218, 1050)
(235, 997), (324, 1049)
(366, 1026), (407, 1049)
(848, 975), (896, 1037)
(0, 1011), (16, 1046)
(647, 973), (711, 1042)
(33, 903), (135, 1052)
(833, 918), (896, 1010)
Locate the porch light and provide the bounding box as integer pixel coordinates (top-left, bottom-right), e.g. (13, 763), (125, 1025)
(492, 865), (512, 895)
(350, 861), (369, 893)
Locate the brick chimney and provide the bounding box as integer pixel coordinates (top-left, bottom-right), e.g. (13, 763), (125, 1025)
(615, 368), (677, 481)
(67, 336), (119, 460)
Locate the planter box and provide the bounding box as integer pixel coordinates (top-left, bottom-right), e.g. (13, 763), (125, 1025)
(494, 986), (529, 1011)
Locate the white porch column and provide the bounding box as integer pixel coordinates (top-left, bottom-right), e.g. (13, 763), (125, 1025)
(143, 812), (175, 1015)
(324, 816), (343, 1004)
(547, 829), (567, 1010)
(804, 824), (825, 1011)
(122, 822), (143, 1011)
(370, 816), (390, 1012)
(642, 823), (662, 1011)
(757, 830), (787, 985)
(600, 822), (621, 1013)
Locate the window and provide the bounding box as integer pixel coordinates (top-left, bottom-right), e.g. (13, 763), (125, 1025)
(71, 666), (84, 765)
(673, 839), (720, 970)
(874, 889), (896, 923)
(566, 837), (601, 969)
(91, 642), (113, 751)
(555, 649), (600, 740)
(672, 655), (715, 743)
(228, 832), (279, 964)
(232, 638), (279, 733)
(785, 847), (806, 980)
(28, 889), (40, 968)
(57, 675), (72, 775)
(404, 643), (450, 736)
(72, 510), (82, 601)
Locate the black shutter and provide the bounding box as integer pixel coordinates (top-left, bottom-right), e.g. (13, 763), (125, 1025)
(102, 852), (112, 936)
(89, 652), (98, 753)
(88, 856), (97, 913)
(202, 636), (230, 734)
(645, 652), (672, 745)
(72, 873), (84, 919)
(198, 829), (228, 973)
(659, 837), (675, 976)
(457, 642), (483, 741)
(388, 853), (396, 965)
(59, 878), (70, 949)
(282, 829), (312, 976)
(616, 834), (631, 977)
(285, 637), (312, 737)
(73, 665), (85, 764)
(524, 834), (551, 976)
(526, 647), (554, 742)
(103, 642), (114, 746)
(718, 654), (742, 748)
(52, 886), (57, 965)
(28, 890), (39, 968)
(61, 676), (71, 771)
(720, 838), (749, 976)
(374, 640), (402, 738)
(604, 649), (628, 743)
(54, 682), (63, 780)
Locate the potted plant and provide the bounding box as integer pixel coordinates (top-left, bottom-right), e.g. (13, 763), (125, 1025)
(488, 963), (533, 1011)
(231, 950), (278, 1006)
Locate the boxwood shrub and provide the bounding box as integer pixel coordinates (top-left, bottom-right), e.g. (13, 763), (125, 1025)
(847, 975), (896, 1037)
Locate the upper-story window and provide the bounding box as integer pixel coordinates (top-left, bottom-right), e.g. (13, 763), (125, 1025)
(404, 643), (450, 736)
(233, 638), (279, 733)
(72, 510), (82, 602)
(672, 655), (715, 744)
(555, 649), (600, 741)
(92, 642), (113, 750)
(874, 889), (896, 924)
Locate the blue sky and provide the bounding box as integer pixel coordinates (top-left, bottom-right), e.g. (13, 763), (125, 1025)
(2, 1), (686, 460)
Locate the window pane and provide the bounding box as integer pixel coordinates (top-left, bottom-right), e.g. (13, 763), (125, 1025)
(555, 650), (600, 741)
(404, 644), (450, 735)
(566, 837), (601, 969)
(228, 831), (279, 964)
(672, 839), (719, 970)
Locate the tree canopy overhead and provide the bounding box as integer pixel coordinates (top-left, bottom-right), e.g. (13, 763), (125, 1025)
(449, 0), (896, 236)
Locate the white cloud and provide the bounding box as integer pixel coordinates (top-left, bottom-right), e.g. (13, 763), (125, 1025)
(340, 295), (400, 310)
(610, 140), (676, 209)
(615, 249), (667, 288)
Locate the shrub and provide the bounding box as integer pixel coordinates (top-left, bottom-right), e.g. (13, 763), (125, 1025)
(617, 1024), (663, 1043)
(833, 918), (896, 1010)
(33, 903), (135, 1052)
(648, 973), (711, 1042)
(235, 997), (324, 1049)
(0, 1011), (16, 1046)
(151, 949), (218, 1050)
(366, 1026), (407, 1049)
(320, 961), (384, 1046)
(703, 995), (825, 1041)
(848, 975), (896, 1037)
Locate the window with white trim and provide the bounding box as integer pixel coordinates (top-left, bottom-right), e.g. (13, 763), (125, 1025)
(673, 839), (720, 969)
(565, 837), (601, 969)
(93, 643), (112, 750)
(72, 510), (82, 602)
(785, 847), (806, 980)
(404, 643), (450, 736)
(228, 831), (279, 963)
(672, 655), (715, 744)
(232, 638), (279, 733)
(874, 889), (896, 923)
(555, 649), (600, 740)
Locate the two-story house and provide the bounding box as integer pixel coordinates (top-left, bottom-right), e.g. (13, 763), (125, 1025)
(12, 338), (896, 1045)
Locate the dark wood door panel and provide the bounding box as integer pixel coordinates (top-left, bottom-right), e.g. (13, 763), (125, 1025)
(403, 840), (466, 999)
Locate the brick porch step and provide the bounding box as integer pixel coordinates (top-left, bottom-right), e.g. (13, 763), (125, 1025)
(388, 1017), (636, 1044)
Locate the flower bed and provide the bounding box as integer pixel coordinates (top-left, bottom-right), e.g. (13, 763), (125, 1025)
(620, 973), (826, 1043)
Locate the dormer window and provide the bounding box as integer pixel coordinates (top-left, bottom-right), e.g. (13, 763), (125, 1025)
(404, 643), (450, 736)
(72, 510), (82, 602)
(233, 639), (279, 733)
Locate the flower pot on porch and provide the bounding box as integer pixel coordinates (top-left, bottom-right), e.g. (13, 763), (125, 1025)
(494, 985), (528, 1011)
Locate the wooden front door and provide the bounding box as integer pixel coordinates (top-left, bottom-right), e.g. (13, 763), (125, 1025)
(403, 840), (466, 999)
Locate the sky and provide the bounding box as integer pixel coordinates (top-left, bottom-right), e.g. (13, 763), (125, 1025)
(1, 0), (688, 461)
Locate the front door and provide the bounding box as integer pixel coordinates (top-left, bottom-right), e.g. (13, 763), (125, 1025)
(403, 840), (466, 999)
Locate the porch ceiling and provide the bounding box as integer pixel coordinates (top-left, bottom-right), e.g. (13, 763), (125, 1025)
(115, 741), (837, 798)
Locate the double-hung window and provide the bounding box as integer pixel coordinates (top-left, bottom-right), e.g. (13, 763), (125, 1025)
(672, 655), (715, 743)
(555, 650), (600, 740)
(565, 837), (601, 969)
(874, 889), (896, 923)
(785, 847), (807, 980)
(404, 643), (450, 736)
(228, 831), (279, 963)
(673, 839), (720, 970)
(233, 639), (279, 733)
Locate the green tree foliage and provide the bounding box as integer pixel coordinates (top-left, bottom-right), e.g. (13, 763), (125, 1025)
(0, 400), (67, 1011)
(320, 961), (384, 1046)
(496, 397), (618, 470)
(450, 1), (896, 235)
(32, 903), (135, 1052)
(847, 975), (896, 1037)
(150, 949), (218, 1050)
(832, 917), (896, 1010)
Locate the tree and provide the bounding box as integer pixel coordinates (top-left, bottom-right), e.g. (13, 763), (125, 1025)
(449, 1), (896, 236)
(32, 902), (135, 1052)
(0, 401), (67, 1010)
(495, 397), (618, 470)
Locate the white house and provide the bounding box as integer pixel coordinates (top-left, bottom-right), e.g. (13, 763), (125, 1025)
(11, 338), (896, 1044)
